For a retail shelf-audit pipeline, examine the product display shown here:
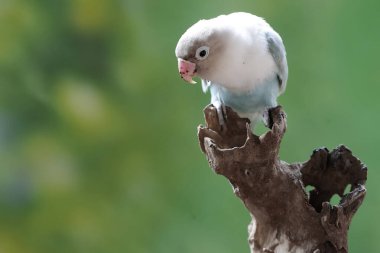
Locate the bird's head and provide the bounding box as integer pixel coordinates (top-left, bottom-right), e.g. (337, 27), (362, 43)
(175, 19), (227, 84)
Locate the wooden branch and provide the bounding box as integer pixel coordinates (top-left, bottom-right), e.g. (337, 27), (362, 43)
(197, 105), (367, 253)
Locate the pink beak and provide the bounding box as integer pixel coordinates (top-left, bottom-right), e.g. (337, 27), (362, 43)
(178, 58), (197, 84)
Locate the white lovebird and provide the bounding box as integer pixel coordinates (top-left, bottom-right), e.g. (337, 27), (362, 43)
(175, 12), (288, 128)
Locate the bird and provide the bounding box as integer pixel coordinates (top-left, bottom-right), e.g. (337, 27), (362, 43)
(175, 12), (288, 129)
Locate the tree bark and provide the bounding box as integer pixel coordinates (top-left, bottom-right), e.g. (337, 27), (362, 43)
(197, 105), (367, 253)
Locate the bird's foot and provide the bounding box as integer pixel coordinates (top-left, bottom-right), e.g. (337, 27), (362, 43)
(215, 103), (228, 133)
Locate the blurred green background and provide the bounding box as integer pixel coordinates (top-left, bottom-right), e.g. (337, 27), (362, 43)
(0, 0), (379, 252)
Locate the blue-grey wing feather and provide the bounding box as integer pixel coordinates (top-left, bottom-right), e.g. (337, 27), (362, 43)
(266, 32), (288, 94)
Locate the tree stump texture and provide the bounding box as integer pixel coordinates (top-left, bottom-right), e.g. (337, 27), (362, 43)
(197, 105), (367, 253)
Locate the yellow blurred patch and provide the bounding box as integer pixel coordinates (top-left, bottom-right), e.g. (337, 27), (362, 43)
(70, 0), (111, 33)
(55, 78), (111, 136)
(0, 1), (38, 64)
(0, 231), (29, 253)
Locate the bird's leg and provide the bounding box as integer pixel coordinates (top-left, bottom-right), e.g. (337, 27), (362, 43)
(213, 101), (228, 132)
(210, 91), (228, 132)
(222, 103), (228, 120)
(218, 103), (228, 127)
(262, 108), (272, 129)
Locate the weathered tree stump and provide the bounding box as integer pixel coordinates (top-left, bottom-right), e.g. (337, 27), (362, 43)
(197, 105), (367, 253)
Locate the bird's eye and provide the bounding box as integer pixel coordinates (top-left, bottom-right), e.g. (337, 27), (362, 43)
(195, 46), (210, 60)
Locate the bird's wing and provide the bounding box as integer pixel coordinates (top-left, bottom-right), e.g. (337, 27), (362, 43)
(201, 79), (211, 93)
(266, 32), (288, 94)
